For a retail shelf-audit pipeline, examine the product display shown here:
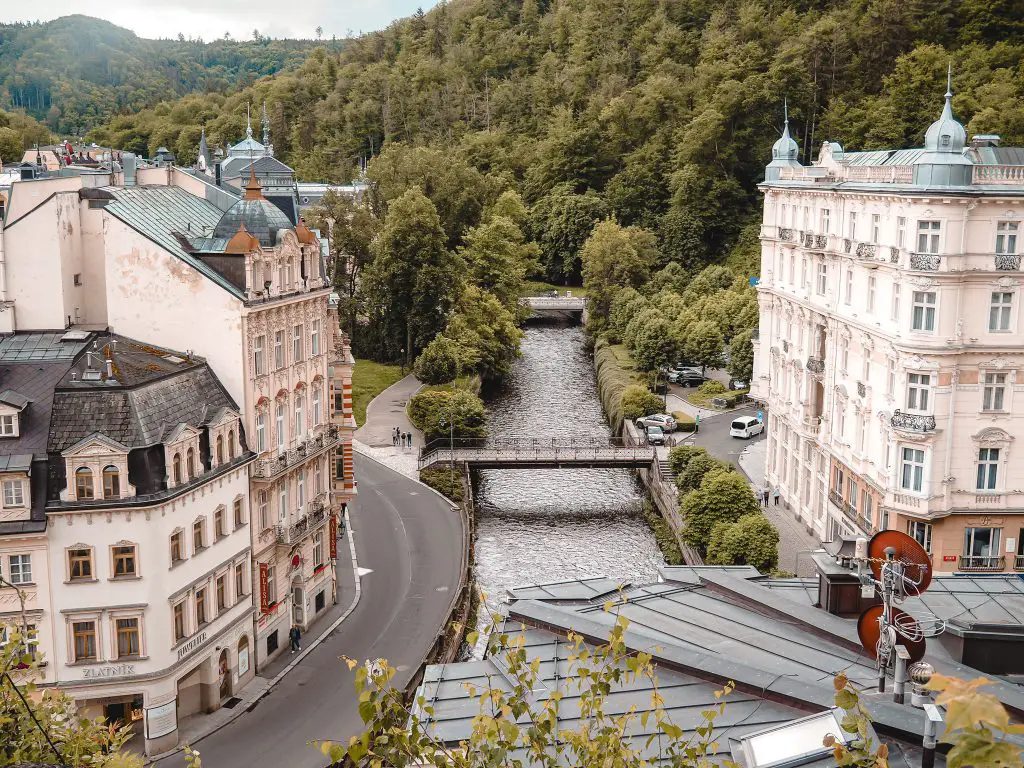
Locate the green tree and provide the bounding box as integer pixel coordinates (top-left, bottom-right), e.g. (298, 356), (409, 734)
(581, 219), (660, 326)
(631, 314), (676, 372)
(407, 388), (488, 443)
(684, 320), (725, 372)
(676, 453), (732, 495)
(0, 126), (23, 164)
(667, 445), (708, 477)
(362, 188), (462, 364)
(681, 470), (760, 550)
(728, 329), (755, 384)
(647, 262), (690, 296)
(528, 185), (609, 283)
(706, 514), (780, 572)
(413, 335), (462, 384)
(445, 286), (523, 382)
(607, 288), (648, 343)
(621, 383), (664, 422)
(459, 211), (539, 311)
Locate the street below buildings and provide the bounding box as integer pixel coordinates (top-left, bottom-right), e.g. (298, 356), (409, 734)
(153, 453), (465, 768)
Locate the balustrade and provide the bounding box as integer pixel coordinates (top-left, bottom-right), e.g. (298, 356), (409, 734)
(778, 228), (795, 242)
(995, 253), (1022, 271)
(958, 555), (1005, 571)
(890, 410), (936, 433)
(973, 165), (1024, 185)
(909, 253), (940, 271)
(274, 494), (329, 545)
(253, 425), (340, 480)
(889, 247), (900, 264)
(806, 356), (824, 374)
(1015, 555), (1024, 571)
(855, 242), (877, 260)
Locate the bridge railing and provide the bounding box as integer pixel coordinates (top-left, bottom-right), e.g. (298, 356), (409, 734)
(418, 436), (654, 469)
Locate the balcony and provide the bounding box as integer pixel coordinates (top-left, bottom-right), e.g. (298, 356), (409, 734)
(856, 381), (866, 398)
(855, 242), (877, 260)
(1015, 555), (1024, 571)
(995, 253), (1021, 271)
(806, 356), (824, 375)
(778, 228), (795, 242)
(782, 340), (789, 354)
(890, 410), (936, 433)
(275, 496), (329, 545)
(801, 415), (821, 435)
(972, 164), (1024, 185)
(828, 489), (861, 524)
(909, 252), (940, 271)
(889, 246), (901, 264)
(843, 238), (852, 254)
(253, 425), (340, 481)
(958, 555), (1005, 572)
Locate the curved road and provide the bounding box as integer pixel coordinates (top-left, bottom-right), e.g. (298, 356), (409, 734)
(155, 454), (465, 768)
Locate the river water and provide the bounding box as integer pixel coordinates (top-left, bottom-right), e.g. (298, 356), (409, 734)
(471, 323), (663, 625)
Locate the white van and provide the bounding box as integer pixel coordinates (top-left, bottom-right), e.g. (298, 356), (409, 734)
(730, 416), (764, 439)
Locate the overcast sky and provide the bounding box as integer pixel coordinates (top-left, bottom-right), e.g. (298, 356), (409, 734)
(4, 1), (438, 41)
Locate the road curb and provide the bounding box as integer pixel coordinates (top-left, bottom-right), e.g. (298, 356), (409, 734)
(146, 508), (362, 764)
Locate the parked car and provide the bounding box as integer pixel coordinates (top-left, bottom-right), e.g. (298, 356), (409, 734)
(635, 413), (677, 432)
(728, 378), (748, 390)
(547, 289), (559, 297)
(729, 415), (764, 439)
(645, 425), (667, 445)
(672, 370), (707, 387)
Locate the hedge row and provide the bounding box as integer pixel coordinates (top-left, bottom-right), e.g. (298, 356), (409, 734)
(670, 411), (697, 432)
(708, 390), (750, 409)
(594, 337), (638, 434)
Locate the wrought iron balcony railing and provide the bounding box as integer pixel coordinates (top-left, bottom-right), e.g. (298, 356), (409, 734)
(778, 228), (795, 241)
(909, 252), (940, 271)
(958, 555), (1004, 571)
(275, 495), (329, 545)
(253, 425), (340, 480)
(857, 381), (866, 398)
(843, 238), (852, 254)
(889, 247), (900, 264)
(890, 410), (936, 433)
(855, 242), (877, 260)
(806, 356), (824, 374)
(1015, 555), (1024, 571)
(995, 253), (1022, 271)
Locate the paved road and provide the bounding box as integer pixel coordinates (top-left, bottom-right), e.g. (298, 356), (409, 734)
(155, 454), (464, 768)
(353, 374), (423, 448)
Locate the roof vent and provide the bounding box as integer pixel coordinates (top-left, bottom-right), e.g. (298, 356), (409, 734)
(60, 330), (89, 342)
(734, 709), (854, 768)
(971, 134), (1001, 148)
(82, 369), (102, 381)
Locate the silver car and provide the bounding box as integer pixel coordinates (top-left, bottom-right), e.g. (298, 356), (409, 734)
(645, 425), (667, 445)
(636, 413), (677, 432)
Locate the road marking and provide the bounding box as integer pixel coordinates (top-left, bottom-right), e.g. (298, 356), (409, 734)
(436, 586), (449, 592)
(357, 567), (374, 577)
(409, 491), (419, 495)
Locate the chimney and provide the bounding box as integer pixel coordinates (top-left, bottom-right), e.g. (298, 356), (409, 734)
(123, 152), (137, 186)
(105, 358), (114, 379)
(215, 162), (222, 187)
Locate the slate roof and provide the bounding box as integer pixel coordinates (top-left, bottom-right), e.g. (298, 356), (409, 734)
(0, 359), (84, 458)
(220, 155), (294, 180)
(102, 185), (245, 299)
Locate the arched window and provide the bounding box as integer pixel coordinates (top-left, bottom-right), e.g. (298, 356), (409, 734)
(312, 387), (321, 426)
(275, 403), (285, 451)
(172, 453), (182, 485)
(216, 435), (224, 465)
(228, 430), (236, 460)
(102, 465), (120, 499)
(294, 394), (304, 440)
(186, 447), (196, 481)
(75, 467), (94, 500)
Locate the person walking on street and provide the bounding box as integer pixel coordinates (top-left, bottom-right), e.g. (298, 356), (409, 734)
(773, 486), (781, 506)
(408, 432), (414, 450)
(392, 427), (398, 446)
(289, 623), (301, 653)
(761, 488), (769, 508)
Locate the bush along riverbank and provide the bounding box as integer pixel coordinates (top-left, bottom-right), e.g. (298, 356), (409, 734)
(642, 497), (683, 566)
(419, 467), (465, 502)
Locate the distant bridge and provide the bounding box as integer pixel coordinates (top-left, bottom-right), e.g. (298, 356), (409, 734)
(521, 295), (587, 317)
(418, 437), (655, 471)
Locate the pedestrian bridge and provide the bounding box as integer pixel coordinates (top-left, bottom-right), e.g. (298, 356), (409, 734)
(418, 437), (656, 470)
(521, 295), (587, 315)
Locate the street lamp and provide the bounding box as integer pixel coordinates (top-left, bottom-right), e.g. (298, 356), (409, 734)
(399, 347), (405, 376)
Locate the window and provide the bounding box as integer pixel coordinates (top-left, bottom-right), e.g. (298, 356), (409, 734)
(287, 261), (295, 288)
(861, 488), (873, 523)
(215, 435), (224, 465)
(789, 253), (795, 284)
(228, 430), (236, 460)
(172, 453), (182, 485)
(217, 574), (227, 612)
(112, 545), (136, 578)
(254, 335), (266, 375)
(897, 217), (906, 248)
(900, 447), (925, 493)
(294, 394), (304, 440)
(869, 213), (880, 243)
(68, 548), (93, 581)
(801, 257), (807, 289)
(275, 403), (285, 451)
(278, 481), (287, 520)
(906, 373), (931, 412)
(848, 212), (856, 240)
(102, 466), (120, 499)
(234, 498), (244, 527)
(312, 387), (321, 426)
(844, 270), (853, 304)
(989, 292), (1012, 332)
(820, 208), (831, 233)
(293, 324), (304, 362)
(259, 490), (269, 529)
(266, 564), (277, 605)
(9, 554), (31, 584)
(196, 587), (208, 626)
(917, 220), (940, 253)
(887, 359), (896, 396)
(983, 373), (1007, 411)
(173, 601), (186, 641)
(314, 460), (322, 495)
(314, 531), (324, 568)
(891, 283), (901, 321)
(996, 221), (1018, 254)
(235, 562), (246, 598)
(908, 520), (932, 553)
(256, 411), (267, 453)
(73, 620), (98, 661)
(215, 507), (226, 538)
(193, 519), (205, 552)
(170, 531), (184, 564)
(964, 526), (1001, 560)
(278, 264), (286, 292)
(840, 337), (849, 372)
(311, 319), (321, 356)
(977, 448), (1000, 491)
(186, 447), (196, 481)
(116, 618), (140, 658)
(274, 330), (285, 369)
(867, 276), (876, 313)
(836, 403), (846, 438)
(297, 470), (305, 512)
(3, 479), (24, 507)
(911, 291), (936, 332)
(0, 414), (14, 436)
(75, 467), (94, 500)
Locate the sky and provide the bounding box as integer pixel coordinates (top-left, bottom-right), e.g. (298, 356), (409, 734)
(3, 1), (438, 41)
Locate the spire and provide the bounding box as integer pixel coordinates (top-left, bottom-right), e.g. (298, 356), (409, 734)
(941, 61), (954, 120)
(243, 150), (264, 200)
(197, 127), (211, 172)
(245, 102), (253, 140)
(261, 100), (270, 147)
(921, 62), (966, 153)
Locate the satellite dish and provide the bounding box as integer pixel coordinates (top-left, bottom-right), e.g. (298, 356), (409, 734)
(857, 604), (927, 664)
(867, 530), (932, 593)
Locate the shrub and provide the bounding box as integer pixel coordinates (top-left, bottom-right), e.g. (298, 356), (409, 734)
(642, 498), (683, 565)
(697, 379), (726, 395)
(671, 411), (696, 432)
(621, 384), (665, 422)
(676, 454), (732, 494)
(681, 471), (762, 551)
(667, 445), (708, 476)
(594, 338), (636, 433)
(408, 389), (488, 443)
(705, 514), (780, 572)
(413, 335), (461, 384)
(419, 467), (464, 502)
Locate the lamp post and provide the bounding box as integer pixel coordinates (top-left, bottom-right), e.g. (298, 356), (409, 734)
(400, 347), (405, 376)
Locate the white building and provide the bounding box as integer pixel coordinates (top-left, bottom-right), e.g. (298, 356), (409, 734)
(753, 79), (1024, 574)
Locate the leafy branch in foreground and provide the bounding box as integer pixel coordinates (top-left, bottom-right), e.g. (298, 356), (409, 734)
(318, 598), (736, 767)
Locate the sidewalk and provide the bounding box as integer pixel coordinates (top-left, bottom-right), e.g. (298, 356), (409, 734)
(353, 374), (423, 447)
(145, 509), (362, 762)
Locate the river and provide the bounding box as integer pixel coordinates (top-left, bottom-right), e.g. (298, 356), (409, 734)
(471, 323), (663, 631)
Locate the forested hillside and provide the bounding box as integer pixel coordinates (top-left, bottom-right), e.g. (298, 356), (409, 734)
(0, 15), (337, 135)
(89, 0), (1024, 279)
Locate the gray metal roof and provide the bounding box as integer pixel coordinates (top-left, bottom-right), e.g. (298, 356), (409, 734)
(220, 155), (294, 180)
(212, 197), (292, 246)
(103, 185), (245, 299)
(0, 333), (89, 361)
(0, 389), (31, 410)
(0, 454), (32, 471)
(0, 359), (84, 458)
(509, 576), (625, 602)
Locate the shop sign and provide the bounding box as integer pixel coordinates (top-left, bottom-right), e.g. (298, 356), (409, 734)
(83, 663), (135, 679)
(943, 555), (957, 562)
(145, 700), (177, 740)
(259, 562), (270, 613)
(176, 631), (208, 661)
(238, 646), (250, 677)
(329, 516), (337, 559)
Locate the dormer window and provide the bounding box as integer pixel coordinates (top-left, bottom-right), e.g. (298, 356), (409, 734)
(216, 435), (224, 465)
(186, 448), (196, 481)
(173, 453), (182, 485)
(228, 430), (236, 460)
(103, 466), (120, 499)
(0, 414), (15, 436)
(75, 468), (94, 500)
